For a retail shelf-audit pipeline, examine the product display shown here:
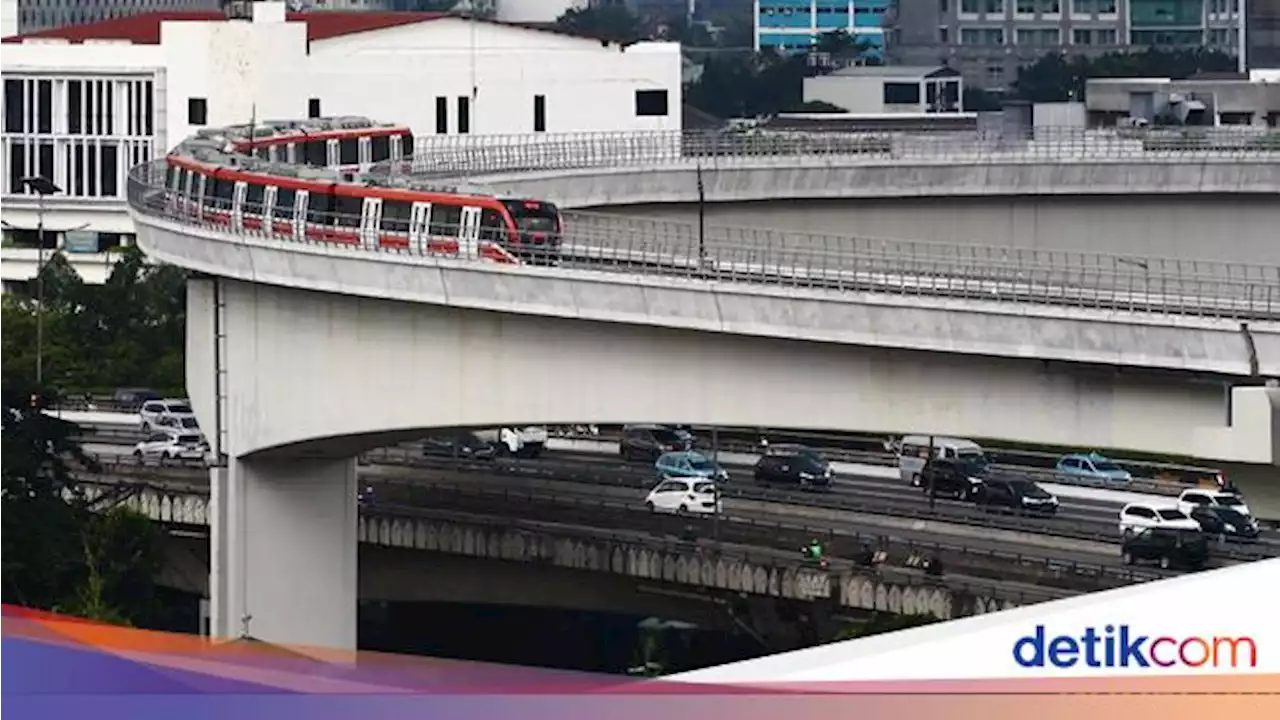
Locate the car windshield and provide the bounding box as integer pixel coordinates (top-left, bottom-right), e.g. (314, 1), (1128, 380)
(1092, 460), (1123, 471)
(180, 417), (199, 428)
(1214, 508), (1249, 524)
(1217, 494), (1245, 507)
(693, 482), (716, 494)
(168, 403), (193, 414)
(1157, 509), (1187, 521)
(652, 430), (684, 444)
(177, 434), (202, 445)
(1011, 481), (1049, 498)
(690, 457), (719, 471)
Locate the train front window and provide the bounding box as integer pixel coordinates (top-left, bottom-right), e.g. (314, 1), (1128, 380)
(370, 136), (391, 163)
(501, 200), (559, 233)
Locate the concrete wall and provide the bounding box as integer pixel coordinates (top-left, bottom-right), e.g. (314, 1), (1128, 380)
(576, 195), (1280, 266)
(128, 212), (1278, 462)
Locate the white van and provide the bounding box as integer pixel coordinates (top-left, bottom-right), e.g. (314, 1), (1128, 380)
(897, 435), (989, 487)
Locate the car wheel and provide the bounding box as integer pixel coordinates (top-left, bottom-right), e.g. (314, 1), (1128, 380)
(645, 501), (655, 513)
(678, 504), (689, 514)
(1122, 551), (1133, 565)
(141, 422), (151, 432)
(1159, 556), (1172, 570)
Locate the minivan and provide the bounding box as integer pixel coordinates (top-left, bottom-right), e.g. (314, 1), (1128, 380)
(898, 435), (988, 487)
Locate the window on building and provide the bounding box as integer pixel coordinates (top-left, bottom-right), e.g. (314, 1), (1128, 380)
(4, 79), (23, 133)
(883, 82), (922, 105)
(457, 96), (470, 134)
(100, 144), (118, 197)
(1016, 27), (1060, 45)
(984, 0), (1004, 12)
(533, 94), (546, 133)
(961, 0), (980, 12)
(939, 26), (950, 42)
(308, 98), (321, 119)
(961, 27), (1005, 44)
(8, 143), (25, 194)
(36, 80), (52, 134)
(939, 0), (949, 12)
(1073, 28), (1091, 44)
(1016, 0), (1035, 13)
(1041, 0), (1060, 13)
(435, 96), (448, 134)
(188, 97), (207, 126)
(635, 89), (669, 117)
(1096, 28), (1116, 43)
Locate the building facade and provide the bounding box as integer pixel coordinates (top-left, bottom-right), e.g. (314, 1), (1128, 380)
(886, 0), (1245, 90)
(754, 0), (891, 57)
(0, 2), (681, 280)
(1, 0), (221, 36)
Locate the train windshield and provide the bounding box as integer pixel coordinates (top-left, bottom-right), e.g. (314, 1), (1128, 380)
(502, 200), (560, 233)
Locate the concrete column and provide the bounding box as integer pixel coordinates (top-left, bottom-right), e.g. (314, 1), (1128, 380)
(209, 455), (358, 650)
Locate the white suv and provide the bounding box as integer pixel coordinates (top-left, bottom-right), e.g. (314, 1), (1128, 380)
(1119, 502), (1200, 537)
(139, 398), (194, 432)
(1177, 489), (1252, 519)
(133, 429), (207, 463)
(645, 478), (721, 516)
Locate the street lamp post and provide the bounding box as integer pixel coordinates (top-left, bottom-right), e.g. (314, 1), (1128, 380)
(20, 175), (63, 387)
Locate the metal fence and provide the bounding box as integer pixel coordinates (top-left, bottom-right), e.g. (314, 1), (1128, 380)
(127, 163), (1280, 320)
(388, 126), (1280, 179)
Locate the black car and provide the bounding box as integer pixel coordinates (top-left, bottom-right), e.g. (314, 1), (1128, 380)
(919, 459), (983, 501)
(1121, 527), (1209, 570)
(753, 444), (832, 489)
(975, 478), (1059, 515)
(620, 424), (694, 462)
(1189, 505), (1260, 540)
(113, 387), (161, 411)
(422, 432), (497, 460)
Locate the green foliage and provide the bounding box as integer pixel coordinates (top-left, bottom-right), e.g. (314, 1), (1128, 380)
(555, 5), (645, 45)
(836, 612), (939, 641)
(1014, 48), (1238, 103)
(1, 244), (186, 394)
(1, 386), (166, 626)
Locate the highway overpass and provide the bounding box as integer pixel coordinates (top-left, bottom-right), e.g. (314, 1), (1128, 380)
(121, 124), (1280, 652)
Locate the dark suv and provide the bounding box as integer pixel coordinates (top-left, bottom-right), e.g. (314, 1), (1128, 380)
(919, 459), (983, 501)
(753, 444), (832, 489)
(975, 478), (1059, 515)
(620, 424), (694, 462)
(1121, 527), (1209, 570)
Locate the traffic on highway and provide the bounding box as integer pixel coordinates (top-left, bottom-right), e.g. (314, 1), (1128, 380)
(54, 402), (1277, 590)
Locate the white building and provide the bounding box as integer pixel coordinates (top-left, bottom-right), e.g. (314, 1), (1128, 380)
(803, 65), (964, 114)
(0, 2), (681, 286)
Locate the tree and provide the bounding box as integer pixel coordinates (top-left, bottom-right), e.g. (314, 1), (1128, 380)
(836, 612), (938, 641)
(555, 6), (644, 46)
(1014, 48), (1238, 103)
(1, 387), (165, 626)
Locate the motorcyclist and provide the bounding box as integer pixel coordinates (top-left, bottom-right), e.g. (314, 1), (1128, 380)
(801, 538), (824, 561)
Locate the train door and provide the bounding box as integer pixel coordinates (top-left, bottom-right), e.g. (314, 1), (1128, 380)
(231, 181), (248, 230)
(263, 186), (278, 229)
(358, 137), (372, 167)
(292, 190), (309, 241)
(267, 145), (279, 163)
(458, 206), (481, 259)
(408, 202), (431, 254)
(359, 198), (383, 249)
(390, 135), (403, 161)
(191, 174), (207, 220)
(286, 143), (298, 165)
(326, 139), (339, 167)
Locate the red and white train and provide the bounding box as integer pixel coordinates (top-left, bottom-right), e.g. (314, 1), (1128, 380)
(166, 117), (564, 264)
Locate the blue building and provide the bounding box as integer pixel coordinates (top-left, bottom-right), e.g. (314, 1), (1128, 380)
(753, 0), (889, 57)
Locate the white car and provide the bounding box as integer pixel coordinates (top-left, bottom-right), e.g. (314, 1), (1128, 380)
(1118, 502), (1201, 536)
(133, 430), (207, 463)
(472, 426), (548, 458)
(1177, 489), (1251, 519)
(645, 478), (721, 516)
(139, 398), (194, 432)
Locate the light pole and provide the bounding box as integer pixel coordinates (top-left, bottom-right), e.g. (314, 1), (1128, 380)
(20, 175), (64, 387)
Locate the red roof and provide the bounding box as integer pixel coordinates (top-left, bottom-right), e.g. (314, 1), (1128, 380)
(1, 11), (447, 45)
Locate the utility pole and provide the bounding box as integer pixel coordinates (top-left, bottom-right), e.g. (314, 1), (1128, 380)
(21, 176), (62, 387)
(926, 434), (936, 511)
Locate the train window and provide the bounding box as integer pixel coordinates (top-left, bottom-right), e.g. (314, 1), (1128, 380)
(255, 146), (270, 160)
(370, 136), (390, 163)
(210, 177), (234, 209)
(273, 187), (297, 218)
(338, 139), (359, 165)
(430, 204), (463, 236)
(307, 192), (334, 224)
(333, 195), (362, 227)
(244, 183), (265, 214)
(479, 208), (507, 241)
(402, 133), (414, 156)
(303, 140), (327, 166)
(382, 200), (411, 233)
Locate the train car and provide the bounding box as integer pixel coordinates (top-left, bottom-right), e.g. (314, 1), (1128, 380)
(226, 117), (415, 173)
(162, 151), (562, 265)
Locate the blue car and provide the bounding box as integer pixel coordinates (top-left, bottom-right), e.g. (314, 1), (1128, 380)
(655, 451), (729, 482)
(1055, 452), (1132, 482)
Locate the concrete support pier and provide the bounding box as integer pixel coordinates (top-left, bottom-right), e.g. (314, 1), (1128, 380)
(210, 456), (358, 650)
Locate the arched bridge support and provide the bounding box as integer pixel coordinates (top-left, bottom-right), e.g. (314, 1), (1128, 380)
(209, 455), (358, 650)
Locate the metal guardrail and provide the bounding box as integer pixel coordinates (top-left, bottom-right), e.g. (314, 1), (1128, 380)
(391, 127), (1280, 178)
(125, 163), (1280, 320)
(75, 478), (1070, 606)
(369, 476), (1167, 591)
